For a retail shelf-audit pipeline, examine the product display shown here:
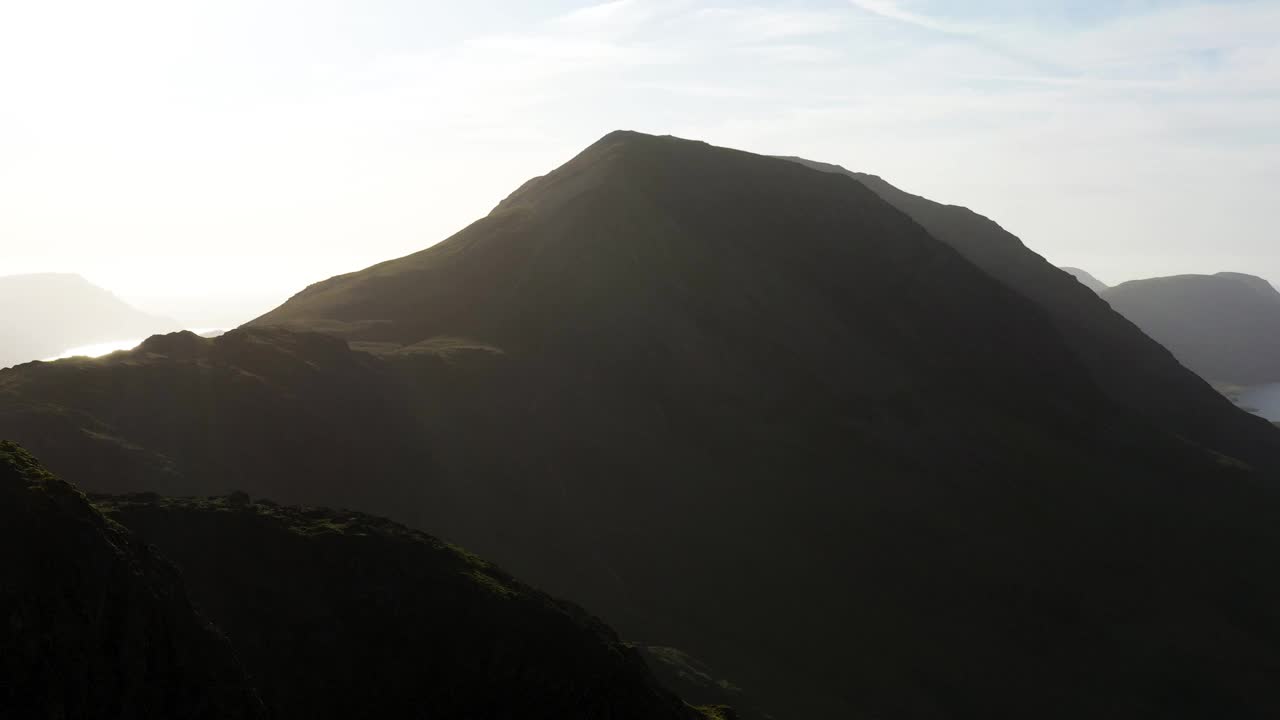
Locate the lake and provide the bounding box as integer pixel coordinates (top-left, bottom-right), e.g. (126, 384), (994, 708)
(1236, 384), (1280, 422)
(44, 329), (225, 361)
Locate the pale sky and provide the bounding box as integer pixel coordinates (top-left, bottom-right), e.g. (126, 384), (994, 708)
(1, 0), (1277, 326)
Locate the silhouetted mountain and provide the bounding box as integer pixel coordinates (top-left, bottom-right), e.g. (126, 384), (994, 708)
(95, 492), (702, 720)
(1061, 266), (1109, 294)
(7, 132), (1280, 717)
(0, 442), (266, 719)
(781, 155), (1280, 473)
(1101, 273), (1280, 385)
(0, 273), (177, 369)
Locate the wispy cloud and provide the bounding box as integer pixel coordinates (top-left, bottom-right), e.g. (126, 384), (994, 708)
(846, 0), (975, 34)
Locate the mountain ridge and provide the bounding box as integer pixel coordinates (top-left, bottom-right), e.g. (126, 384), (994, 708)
(780, 154), (1280, 473)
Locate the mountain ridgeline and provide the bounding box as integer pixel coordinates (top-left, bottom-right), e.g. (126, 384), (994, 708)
(5, 132), (1280, 718)
(778, 156), (1280, 472)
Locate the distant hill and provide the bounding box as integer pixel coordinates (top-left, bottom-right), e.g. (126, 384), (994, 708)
(7, 133), (1280, 717)
(0, 441), (266, 719)
(1061, 266), (1109, 293)
(0, 273), (176, 369)
(1101, 273), (1280, 385)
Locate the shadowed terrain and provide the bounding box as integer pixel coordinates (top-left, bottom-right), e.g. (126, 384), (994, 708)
(0, 441), (265, 719)
(95, 492), (703, 720)
(5, 133), (1280, 717)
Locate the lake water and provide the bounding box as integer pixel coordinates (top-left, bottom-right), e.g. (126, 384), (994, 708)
(44, 329), (225, 361)
(1236, 384), (1280, 422)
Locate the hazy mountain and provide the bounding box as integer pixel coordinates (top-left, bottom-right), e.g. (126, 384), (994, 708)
(0, 441), (266, 719)
(780, 156), (1280, 473)
(1100, 273), (1280, 385)
(6, 132), (1280, 717)
(0, 273), (177, 369)
(1061, 266), (1109, 293)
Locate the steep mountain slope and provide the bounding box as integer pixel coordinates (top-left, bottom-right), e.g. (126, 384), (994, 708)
(0, 442), (265, 719)
(781, 156), (1280, 472)
(96, 492), (702, 720)
(1062, 266), (1109, 293)
(7, 132), (1280, 717)
(0, 273), (176, 369)
(1102, 273), (1280, 385)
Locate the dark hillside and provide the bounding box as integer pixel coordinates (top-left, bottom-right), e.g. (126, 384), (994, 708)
(0, 442), (264, 719)
(97, 493), (702, 720)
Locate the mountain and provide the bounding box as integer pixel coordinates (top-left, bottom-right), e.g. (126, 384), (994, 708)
(6, 132), (1280, 717)
(1061, 266), (1109, 294)
(0, 441), (266, 719)
(1101, 273), (1280, 385)
(95, 492), (703, 720)
(0, 273), (177, 369)
(780, 156), (1280, 473)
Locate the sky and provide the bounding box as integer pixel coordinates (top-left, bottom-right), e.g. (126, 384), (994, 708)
(1, 0), (1277, 326)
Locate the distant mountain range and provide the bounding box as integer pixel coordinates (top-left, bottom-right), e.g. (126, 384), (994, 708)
(0, 273), (177, 369)
(1058, 269), (1280, 386)
(5, 132), (1280, 718)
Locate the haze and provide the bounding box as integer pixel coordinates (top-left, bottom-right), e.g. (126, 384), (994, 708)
(2, 0), (1277, 325)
